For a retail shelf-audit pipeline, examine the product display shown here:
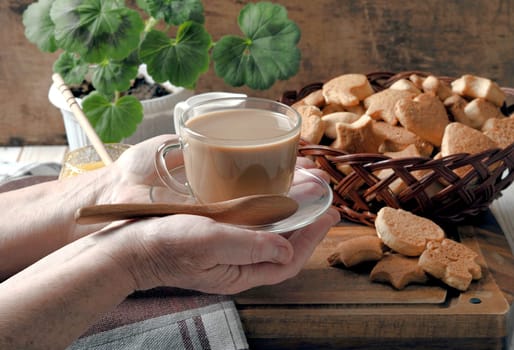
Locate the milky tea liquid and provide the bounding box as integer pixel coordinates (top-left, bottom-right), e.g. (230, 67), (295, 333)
(183, 108), (300, 203)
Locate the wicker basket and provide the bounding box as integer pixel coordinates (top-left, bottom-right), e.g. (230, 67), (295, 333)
(281, 71), (514, 226)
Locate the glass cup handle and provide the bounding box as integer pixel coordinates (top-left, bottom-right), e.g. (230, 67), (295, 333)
(154, 140), (190, 196)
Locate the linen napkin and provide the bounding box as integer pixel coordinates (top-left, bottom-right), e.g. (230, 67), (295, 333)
(68, 288), (249, 350)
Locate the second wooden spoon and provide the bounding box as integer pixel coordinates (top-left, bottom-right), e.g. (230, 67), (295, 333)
(75, 194), (299, 226)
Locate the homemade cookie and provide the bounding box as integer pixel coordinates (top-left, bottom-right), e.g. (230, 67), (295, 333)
(481, 114), (514, 131)
(322, 74), (375, 107)
(409, 74), (425, 90)
(441, 122), (498, 155)
(389, 78), (421, 94)
(370, 253), (428, 289)
(383, 143), (423, 158)
(441, 122), (498, 177)
(451, 74), (506, 107)
(395, 93), (449, 147)
(364, 89), (416, 125)
(462, 98), (503, 129)
(300, 89), (325, 108)
(322, 103), (345, 115)
(482, 117), (514, 148)
(296, 104), (322, 119)
(418, 238), (482, 291)
(372, 121), (434, 156)
(297, 105), (325, 144)
(335, 162), (355, 176)
(421, 75), (452, 101)
(445, 96), (503, 130)
(444, 94), (469, 123)
(331, 115), (382, 153)
(322, 112), (361, 139)
(327, 235), (384, 268)
(344, 103), (366, 116)
(375, 207), (445, 256)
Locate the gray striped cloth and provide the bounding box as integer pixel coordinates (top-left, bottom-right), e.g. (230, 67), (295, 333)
(68, 288), (248, 350)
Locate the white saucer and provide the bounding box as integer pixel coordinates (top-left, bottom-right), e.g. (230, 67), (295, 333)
(243, 168), (333, 233)
(169, 166), (333, 234)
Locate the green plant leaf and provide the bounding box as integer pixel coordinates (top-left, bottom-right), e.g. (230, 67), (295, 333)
(135, 0), (150, 12)
(82, 92), (143, 142)
(22, 0), (58, 52)
(140, 22), (211, 88)
(90, 60), (139, 96)
(50, 0), (144, 63)
(212, 2), (301, 90)
(143, 0), (204, 25)
(53, 52), (89, 85)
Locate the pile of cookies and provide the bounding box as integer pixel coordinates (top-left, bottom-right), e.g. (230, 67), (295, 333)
(292, 72), (513, 292)
(328, 206), (482, 291)
(294, 73), (514, 184)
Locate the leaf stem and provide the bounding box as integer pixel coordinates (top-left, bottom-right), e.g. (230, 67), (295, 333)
(144, 17), (158, 33)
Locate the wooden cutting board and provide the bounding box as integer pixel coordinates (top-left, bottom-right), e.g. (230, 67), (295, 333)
(234, 221), (513, 350)
(237, 225), (447, 305)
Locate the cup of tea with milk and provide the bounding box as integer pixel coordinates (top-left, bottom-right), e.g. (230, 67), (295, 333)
(155, 95), (301, 204)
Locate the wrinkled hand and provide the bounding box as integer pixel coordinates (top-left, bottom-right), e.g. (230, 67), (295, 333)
(103, 135), (186, 205)
(96, 136), (340, 294)
(109, 204), (339, 294)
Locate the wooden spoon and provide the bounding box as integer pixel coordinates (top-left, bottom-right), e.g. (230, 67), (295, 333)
(75, 194), (298, 226)
(52, 73), (113, 166)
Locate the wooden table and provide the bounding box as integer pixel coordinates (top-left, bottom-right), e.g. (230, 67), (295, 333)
(235, 212), (514, 350)
(1, 169), (512, 349)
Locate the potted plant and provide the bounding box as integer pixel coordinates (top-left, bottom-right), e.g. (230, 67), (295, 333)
(22, 0), (301, 148)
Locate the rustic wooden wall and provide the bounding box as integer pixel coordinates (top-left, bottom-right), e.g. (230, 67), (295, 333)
(2, 0), (514, 145)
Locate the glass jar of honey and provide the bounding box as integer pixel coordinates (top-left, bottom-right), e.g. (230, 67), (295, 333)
(59, 143), (131, 179)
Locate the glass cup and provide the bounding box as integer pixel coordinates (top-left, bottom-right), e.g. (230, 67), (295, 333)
(59, 143), (131, 179)
(173, 92), (247, 136)
(155, 97), (301, 203)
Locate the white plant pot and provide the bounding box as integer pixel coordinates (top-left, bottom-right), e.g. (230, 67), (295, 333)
(48, 65), (194, 150)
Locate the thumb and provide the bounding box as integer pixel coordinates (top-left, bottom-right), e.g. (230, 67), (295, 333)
(209, 224), (294, 265)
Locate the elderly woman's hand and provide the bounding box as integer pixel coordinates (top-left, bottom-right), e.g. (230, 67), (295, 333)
(99, 134), (186, 204)
(102, 205), (339, 294)
(96, 136), (340, 293)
